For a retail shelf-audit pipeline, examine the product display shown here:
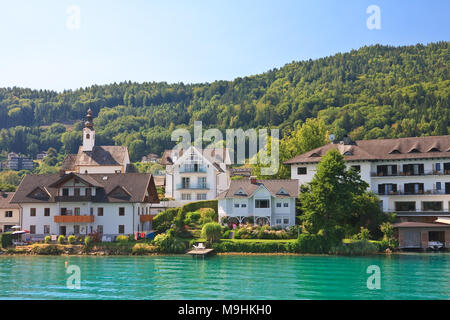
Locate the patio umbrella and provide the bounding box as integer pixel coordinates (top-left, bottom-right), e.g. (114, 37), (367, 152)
(11, 226), (21, 230)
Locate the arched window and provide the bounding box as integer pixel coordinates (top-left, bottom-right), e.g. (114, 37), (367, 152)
(86, 134), (90, 139)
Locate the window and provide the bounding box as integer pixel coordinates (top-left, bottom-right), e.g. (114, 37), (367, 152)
(297, 167), (307, 175)
(5, 211), (13, 218)
(283, 203), (289, 208)
(197, 193), (206, 200)
(241, 203), (247, 208)
(255, 199), (270, 208)
(62, 188), (69, 196)
(74, 208), (80, 216)
(30, 208), (36, 217)
(395, 202), (416, 212)
(90, 207), (94, 215)
(97, 225), (103, 233)
(181, 177), (190, 189)
(283, 218), (289, 225)
(138, 207), (140, 215)
(198, 177), (207, 188)
(436, 182), (442, 190)
(30, 225), (36, 234)
(435, 163), (441, 172)
(44, 208), (50, 216)
(182, 194), (191, 200)
(97, 207), (104, 216)
(422, 201), (443, 211)
(234, 203), (240, 208)
(74, 225), (80, 234)
(61, 208), (67, 216)
(351, 165), (361, 172)
(86, 133), (90, 139)
(86, 188), (92, 196)
(276, 203), (282, 208)
(276, 219), (282, 225)
(43, 225), (50, 234)
(118, 225), (125, 234)
(74, 188), (80, 197)
(119, 207), (125, 216)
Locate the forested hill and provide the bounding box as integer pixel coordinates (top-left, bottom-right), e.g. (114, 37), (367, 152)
(0, 41), (448, 162)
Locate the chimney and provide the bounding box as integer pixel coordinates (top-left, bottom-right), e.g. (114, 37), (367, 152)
(250, 176), (257, 184)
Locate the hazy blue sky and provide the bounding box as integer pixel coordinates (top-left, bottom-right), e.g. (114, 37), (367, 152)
(0, 0), (448, 91)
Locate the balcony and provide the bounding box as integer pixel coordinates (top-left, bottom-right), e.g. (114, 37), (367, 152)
(54, 215), (95, 223)
(371, 170), (450, 177)
(389, 210), (450, 217)
(377, 190), (448, 196)
(140, 215), (155, 223)
(179, 165), (207, 174)
(176, 183), (210, 190)
(55, 195), (93, 202)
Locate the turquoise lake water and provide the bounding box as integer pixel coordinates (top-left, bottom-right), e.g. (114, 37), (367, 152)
(0, 254), (449, 300)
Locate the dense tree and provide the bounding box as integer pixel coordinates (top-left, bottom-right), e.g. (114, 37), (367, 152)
(0, 42), (447, 161)
(299, 149), (385, 241)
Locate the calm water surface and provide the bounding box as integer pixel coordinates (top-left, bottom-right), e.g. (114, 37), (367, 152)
(0, 254), (449, 299)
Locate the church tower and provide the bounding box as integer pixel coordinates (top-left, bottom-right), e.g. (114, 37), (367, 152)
(82, 108), (95, 152)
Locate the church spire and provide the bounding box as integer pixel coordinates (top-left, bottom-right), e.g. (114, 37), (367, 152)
(85, 108), (94, 129)
(82, 108), (95, 152)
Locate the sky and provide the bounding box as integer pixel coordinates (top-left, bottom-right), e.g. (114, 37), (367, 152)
(0, 0), (448, 91)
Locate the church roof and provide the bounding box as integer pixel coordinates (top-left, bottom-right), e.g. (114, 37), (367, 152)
(62, 146), (129, 171)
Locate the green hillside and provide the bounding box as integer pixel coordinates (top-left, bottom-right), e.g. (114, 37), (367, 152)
(0, 41), (448, 162)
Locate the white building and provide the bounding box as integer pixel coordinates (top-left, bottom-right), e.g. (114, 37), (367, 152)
(162, 146), (231, 202)
(10, 109), (159, 240)
(285, 135), (450, 222)
(11, 172), (159, 239)
(217, 177), (299, 228)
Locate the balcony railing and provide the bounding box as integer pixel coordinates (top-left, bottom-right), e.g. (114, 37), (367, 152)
(371, 170), (450, 177)
(140, 215), (155, 223)
(54, 215), (95, 223)
(377, 190), (448, 196)
(389, 210), (450, 216)
(176, 183), (210, 190)
(55, 195), (93, 202)
(179, 165), (207, 173)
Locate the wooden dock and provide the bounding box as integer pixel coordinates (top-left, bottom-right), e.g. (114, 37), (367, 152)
(187, 248), (215, 257)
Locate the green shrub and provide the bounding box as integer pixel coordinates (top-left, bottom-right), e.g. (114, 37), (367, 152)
(132, 243), (157, 255)
(297, 233), (331, 254)
(67, 235), (76, 244)
(116, 235), (129, 243)
(84, 236), (93, 246)
(352, 227), (371, 241)
(0, 232), (13, 248)
(199, 207), (218, 224)
(222, 230), (232, 239)
(330, 240), (379, 256)
(44, 235), (51, 244)
(57, 235), (65, 244)
(153, 208), (179, 233)
(153, 231), (186, 253)
(212, 240), (295, 253)
(184, 211), (201, 225)
(201, 223), (222, 243)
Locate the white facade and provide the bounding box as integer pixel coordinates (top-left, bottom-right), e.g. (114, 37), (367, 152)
(218, 184), (298, 228)
(290, 158), (450, 218)
(165, 147), (230, 202)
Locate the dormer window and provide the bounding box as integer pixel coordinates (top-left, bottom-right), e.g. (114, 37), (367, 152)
(234, 188), (247, 196)
(389, 149), (401, 154)
(343, 151), (353, 156)
(428, 148), (440, 152)
(276, 188), (289, 196)
(310, 153), (320, 157)
(408, 148), (420, 153)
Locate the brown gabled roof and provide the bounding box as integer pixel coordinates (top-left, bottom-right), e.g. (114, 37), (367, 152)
(0, 192), (20, 209)
(284, 135), (450, 164)
(75, 146), (128, 166)
(60, 154), (77, 171)
(217, 179), (299, 199)
(10, 173), (158, 204)
(393, 222), (450, 228)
